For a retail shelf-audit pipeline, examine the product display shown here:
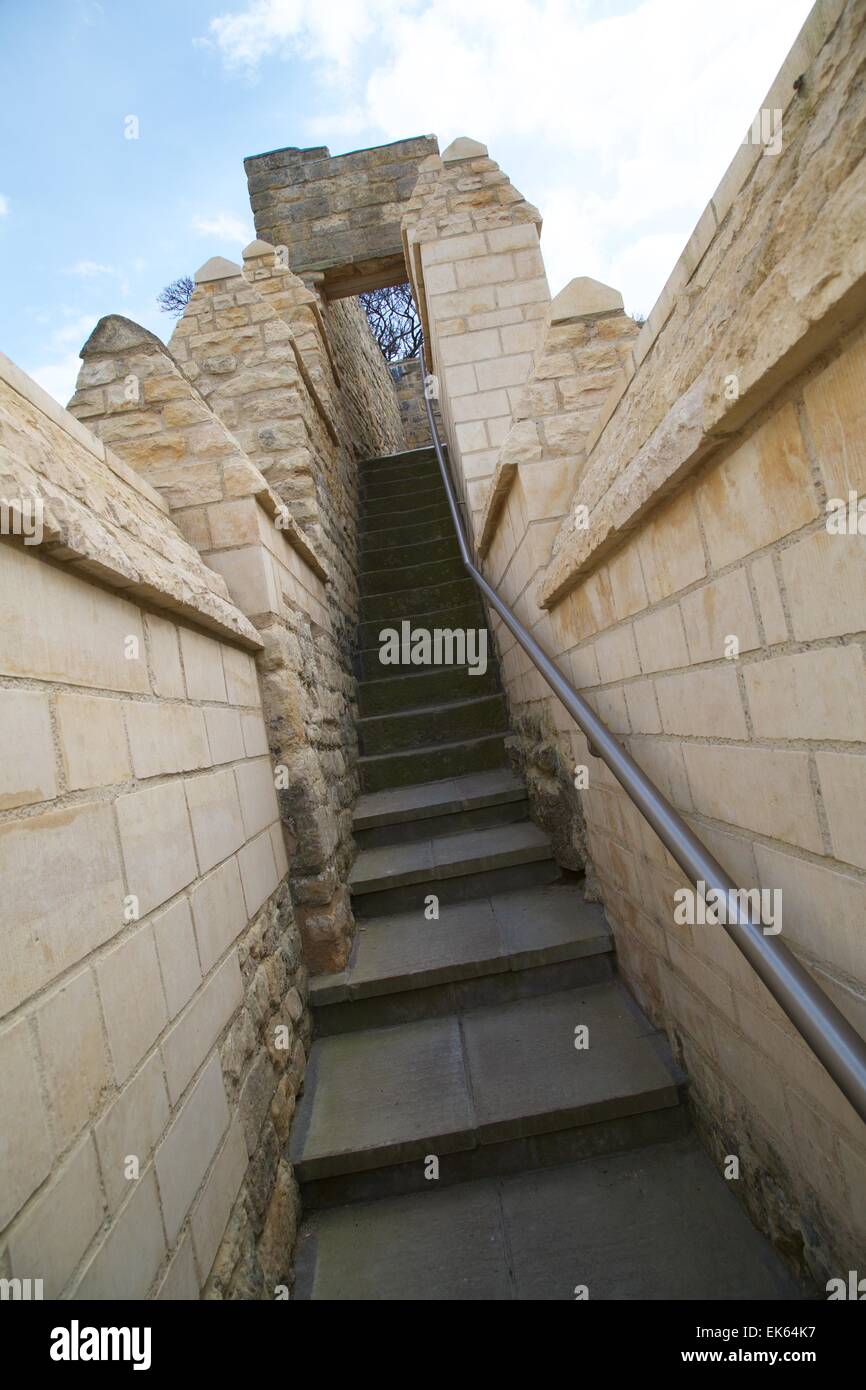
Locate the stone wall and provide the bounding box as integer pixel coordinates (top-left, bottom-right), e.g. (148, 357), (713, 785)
(245, 136), (439, 298)
(69, 297), (357, 979)
(459, 0), (866, 1282)
(389, 356), (435, 450)
(403, 137), (551, 531)
(0, 357), (307, 1299)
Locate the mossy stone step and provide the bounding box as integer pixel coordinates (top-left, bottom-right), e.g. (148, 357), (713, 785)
(361, 555), (465, 596)
(358, 732), (507, 793)
(362, 513), (457, 554)
(362, 576), (478, 622)
(356, 600), (486, 657)
(358, 663), (499, 716)
(363, 481), (445, 518)
(358, 693), (508, 756)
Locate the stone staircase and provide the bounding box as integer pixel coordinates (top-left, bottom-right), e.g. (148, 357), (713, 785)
(290, 446), (798, 1300)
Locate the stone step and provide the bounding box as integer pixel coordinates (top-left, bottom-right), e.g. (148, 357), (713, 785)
(356, 794), (530, 850)
(354, 769), (525, 831)
(293, 1136), (800, 1299)
(360, 534), (461, 575)
(361, 447), (438, 474)
(358, 731), (507, 793)
(350, 818), (553, 896)
(356, 599), (485, 659)
(290, 981), (685, 1200)
(357, 663), (499, 717)
(362, 496), (453, 533)
(363, 481), (446, 519)
(361, 576), (478, 622)
(361, 554), (465, 595)
(311, 883), (613, 1033)
(361, 463), (441, 495)
(354, 766), (528, 847)
(357, 693), (508, 756)
(362, 464), (441, 500)
(361, 512), (457, 555)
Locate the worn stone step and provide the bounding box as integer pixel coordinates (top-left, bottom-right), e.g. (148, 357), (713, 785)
(311, 883), (613, 1032)
(362, 464), (441, 500)
(361, 464), (441, 496)
(362, 576), (478, 622)
(356, 795), (530, 850)
(354, 857), (562, 919)
(290, 982), (685, 1196)
(358, 663), (499, 717)
(363, 481), (446, 518)
(361, 533), (464, 572)
(356, 599), (485, 659)
(361, 533), (461, 574)
(361, 447), (437, 473)
(358, 693), (508, 756)
(294, 1136), (800, 1299)
(362, 513), (457, 555)
(350, 818), (552, 896)
(362, 496), (453, 533)
(353, 767), (527, 849)
(354, 769), (525, 831)
(361, 554), (465, 595)
(358, 732), (507, 793)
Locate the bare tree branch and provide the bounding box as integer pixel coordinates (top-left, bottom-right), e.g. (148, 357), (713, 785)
(359, 282), (422, 361)
(157, 275), (195, 317)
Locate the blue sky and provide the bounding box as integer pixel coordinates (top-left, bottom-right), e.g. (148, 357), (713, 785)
(0, 0), (814, 404)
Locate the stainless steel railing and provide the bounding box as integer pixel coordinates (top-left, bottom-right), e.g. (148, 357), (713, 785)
(419, 342), (866, 1124)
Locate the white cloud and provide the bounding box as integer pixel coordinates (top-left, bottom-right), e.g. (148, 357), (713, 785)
(29, 352), (86, 408)
(25, 314), (101, 406)
(0, 195), (8, 217)
(192, 212), (254, 244)
(204, 0), (404, 73)
(203, 0), (814, 314)
(68, 260), (117, 277)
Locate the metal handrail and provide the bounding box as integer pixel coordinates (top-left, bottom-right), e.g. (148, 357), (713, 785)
(419, 342), (866, 1124)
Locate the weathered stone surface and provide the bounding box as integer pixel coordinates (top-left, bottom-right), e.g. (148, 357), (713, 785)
(244, 135), (438, 297)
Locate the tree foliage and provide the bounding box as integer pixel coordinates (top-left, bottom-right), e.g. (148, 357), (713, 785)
(360, 282), (422, 361)
(157, 275), (195, 317)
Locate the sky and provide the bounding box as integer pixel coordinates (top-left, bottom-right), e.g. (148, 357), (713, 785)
(0, 0), (814, 405)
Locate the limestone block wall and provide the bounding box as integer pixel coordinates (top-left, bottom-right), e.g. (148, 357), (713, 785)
(69, 314), (356, 976)
(321, 294), (406, 463)
(244, 136), (439, 298)
(0, 360), (308, 1299)
(403, 138), (551, 532)
(470, 0), (866, 1281)
(477, 281), (640, 877)
(389, 356), (437, 450)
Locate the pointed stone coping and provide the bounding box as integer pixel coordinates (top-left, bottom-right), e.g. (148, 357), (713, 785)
(293, 1135), (800, 1300)
(550, 276), (624, 324)
(441, 136), (489, 163)
(289, 980), (682, 1181)
(311, 882), (611, 1006)
(80, 314), (166, 359)
(79, 318), (328, 586)
(194, 256), (243, 284)
(242, 238), (276, 259)
(348, 819), (552, 895)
